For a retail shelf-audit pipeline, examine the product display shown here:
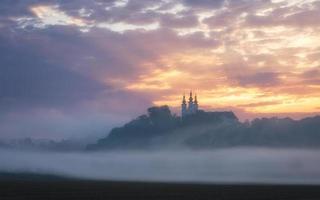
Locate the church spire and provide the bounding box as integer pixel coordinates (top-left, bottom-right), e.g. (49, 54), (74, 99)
(188, 90), (194, 114)
(182, 93), (186, 104)
(194, 93), (198, 112)
(182, 91), (199, 118)
(189, 90), (193, 102)
(181, 93), (187, 117)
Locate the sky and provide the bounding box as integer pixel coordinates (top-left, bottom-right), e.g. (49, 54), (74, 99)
(0, 0), (319, 139)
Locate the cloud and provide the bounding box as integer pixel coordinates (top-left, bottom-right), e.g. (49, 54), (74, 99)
(160, 14), (199, 28)
(244, 1), (320, 28)
(237, 100), (282, 108)
(203, 11), (237, 28)
(0, 0), (319, 139)
(301, 68), (320, 79)
(296, 69), (320, 85)
(0, 28), (106, 112)
(183, 0), (225, 9)
(234, 72), (281, 87)
(0, 22), (156, 139)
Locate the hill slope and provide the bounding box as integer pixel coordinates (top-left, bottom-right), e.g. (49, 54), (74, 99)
(87, 106), (320, 150)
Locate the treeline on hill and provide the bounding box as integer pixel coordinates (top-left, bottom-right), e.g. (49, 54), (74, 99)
(87, 106), (320, 150)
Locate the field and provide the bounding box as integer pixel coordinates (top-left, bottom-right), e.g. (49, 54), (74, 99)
(1, 173), (320, 200)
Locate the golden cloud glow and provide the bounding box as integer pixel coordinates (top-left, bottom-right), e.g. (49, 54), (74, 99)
(126, 69), (184, 90)
(126, 26), (320, 117)
(153, 86), (320, 115)
(27, 1), (319, 118)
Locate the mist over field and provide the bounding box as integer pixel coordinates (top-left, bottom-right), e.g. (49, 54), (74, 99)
(1, 148), (320, 184)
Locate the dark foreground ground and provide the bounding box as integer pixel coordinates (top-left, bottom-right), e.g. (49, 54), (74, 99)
(1, 173), (320, 200)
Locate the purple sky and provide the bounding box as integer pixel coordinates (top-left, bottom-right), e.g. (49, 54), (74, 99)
(0, 0), (319, 139)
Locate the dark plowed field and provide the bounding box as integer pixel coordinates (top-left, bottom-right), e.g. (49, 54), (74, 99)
(0, 173), (320, 200)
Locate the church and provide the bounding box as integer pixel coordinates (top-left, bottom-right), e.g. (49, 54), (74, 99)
(181, 91), (198, 117)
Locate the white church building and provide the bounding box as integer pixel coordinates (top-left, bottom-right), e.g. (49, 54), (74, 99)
(181, 91), (198, 117)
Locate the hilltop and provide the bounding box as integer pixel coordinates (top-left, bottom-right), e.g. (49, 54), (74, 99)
(87, 106), (320, 151)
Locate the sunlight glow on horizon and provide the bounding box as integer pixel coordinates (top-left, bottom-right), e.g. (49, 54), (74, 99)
(28, 0), (320, 117)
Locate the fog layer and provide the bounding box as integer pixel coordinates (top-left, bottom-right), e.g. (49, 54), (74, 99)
(1, 148), (320, 184)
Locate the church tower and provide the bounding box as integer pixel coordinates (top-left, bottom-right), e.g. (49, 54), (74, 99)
(188, 91), (194, 114)
(181, 93), (187, 117)
(194, 94), (198, 111)
(181, 91), (199, 118)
